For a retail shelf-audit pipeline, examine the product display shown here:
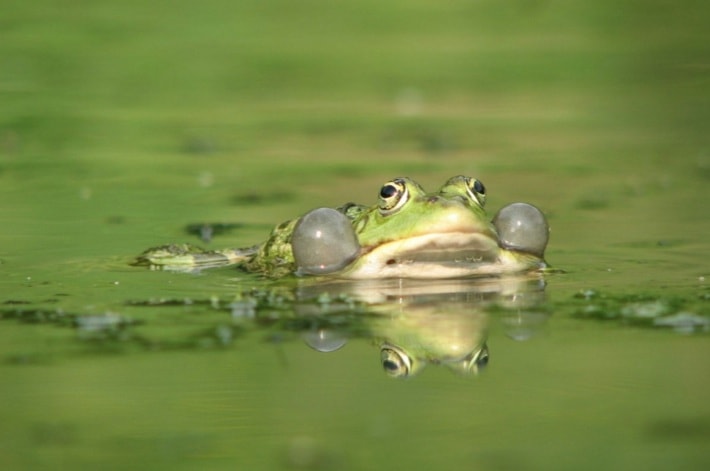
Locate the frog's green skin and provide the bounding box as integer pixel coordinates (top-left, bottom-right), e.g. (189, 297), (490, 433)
(136, 176), (547, 279)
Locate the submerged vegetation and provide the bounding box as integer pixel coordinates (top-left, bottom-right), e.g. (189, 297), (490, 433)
(569, 289), (710, 333)
(1, 281), (707, 367)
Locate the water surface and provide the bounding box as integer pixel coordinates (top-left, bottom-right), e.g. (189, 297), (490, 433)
(1, 1), (709, 470)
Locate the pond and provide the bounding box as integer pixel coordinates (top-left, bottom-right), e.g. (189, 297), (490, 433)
(1, 1), (709, 470)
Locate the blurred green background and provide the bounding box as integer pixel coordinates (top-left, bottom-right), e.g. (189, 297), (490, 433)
(2, 0), (707, 171)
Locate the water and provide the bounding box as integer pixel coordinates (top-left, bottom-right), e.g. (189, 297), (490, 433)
(1, 1), (709, 470)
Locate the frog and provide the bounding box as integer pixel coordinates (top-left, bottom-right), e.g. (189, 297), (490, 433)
(134, 175), (550, 279)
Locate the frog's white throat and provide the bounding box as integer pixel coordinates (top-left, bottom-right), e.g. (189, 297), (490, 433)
(345, 232), (506, 279)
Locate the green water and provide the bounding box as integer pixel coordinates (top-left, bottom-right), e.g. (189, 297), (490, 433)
(1, 1), (709, 470)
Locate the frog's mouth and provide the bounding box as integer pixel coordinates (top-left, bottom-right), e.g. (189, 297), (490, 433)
(348, 232), (502, 279)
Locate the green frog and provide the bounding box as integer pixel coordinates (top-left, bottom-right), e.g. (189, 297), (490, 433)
(135, 175), (550, 279)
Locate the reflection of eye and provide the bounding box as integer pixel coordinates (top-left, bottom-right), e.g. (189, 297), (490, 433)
(378, 178), (409, 216)
(380, 345), (413, 378)
(463, 344), (489, 374)
(383, 358), (402, 372)
(474, 346), (489, 370)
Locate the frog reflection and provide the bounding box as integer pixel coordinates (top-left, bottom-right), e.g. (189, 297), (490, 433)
(301, 320), (488, 379)
(296, 276), (545, 378)
(377, 311), (490, 378)
(381, 343), (489, 378)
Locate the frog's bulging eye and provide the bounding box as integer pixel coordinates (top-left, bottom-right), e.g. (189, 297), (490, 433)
(380, 345), (414, 378)
(378, 178), (409, 216)
(466, 177), (486, 207)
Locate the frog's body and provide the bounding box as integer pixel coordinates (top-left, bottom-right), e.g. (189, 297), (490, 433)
(136, 176), (549, 279)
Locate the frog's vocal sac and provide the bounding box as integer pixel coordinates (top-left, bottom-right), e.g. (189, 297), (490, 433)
(135, 176), (550, 279)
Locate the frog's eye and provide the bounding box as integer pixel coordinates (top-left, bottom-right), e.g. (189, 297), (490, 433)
(380, 344), (414, 378)
(466, 177), (486, 207)
(378, 178), (409, 216)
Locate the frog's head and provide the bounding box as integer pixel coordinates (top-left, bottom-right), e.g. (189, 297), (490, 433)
(292, 176), (548, 279)
(345, 176), (499, 278)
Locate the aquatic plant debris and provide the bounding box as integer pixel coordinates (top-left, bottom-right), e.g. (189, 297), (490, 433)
(653, 312), (709, 334)
(570, 290), (709, 333)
